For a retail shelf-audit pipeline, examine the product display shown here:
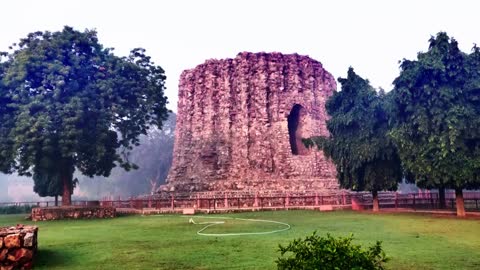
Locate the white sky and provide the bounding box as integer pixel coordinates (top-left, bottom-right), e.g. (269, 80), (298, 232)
(1, 0), (478, 111)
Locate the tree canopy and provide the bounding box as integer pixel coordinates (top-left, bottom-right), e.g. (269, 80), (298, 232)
(306, 68), (402, 211)
(0, 26), (169, 205)
(390, 32), (480, 216)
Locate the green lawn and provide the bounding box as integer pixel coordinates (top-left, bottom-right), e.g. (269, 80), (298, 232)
(1, 211), (479, 269)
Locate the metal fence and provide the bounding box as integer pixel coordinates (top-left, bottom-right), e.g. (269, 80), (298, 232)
(353, 191), (480, 211)
(0, 200), (101, 208)
(2, 191), (480, 212)
(99, 192), (352, 211)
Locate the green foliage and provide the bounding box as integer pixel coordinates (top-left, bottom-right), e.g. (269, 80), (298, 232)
(305, 68), (402, 193)
(390, 32), (480, 191)
(0, 26), (169, 201)
(276, 232), (388, 270)
(0, 205), (33, 214)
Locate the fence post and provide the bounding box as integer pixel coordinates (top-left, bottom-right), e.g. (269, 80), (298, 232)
(286, 193), (290, 208)
(254, 192), (259, 207)
(315, 193), (319, 206)
(413, 194), (416, 210)
(224, 194), (228, 209)
(170, 194), (174, 210)
(395, 192), (398, 209)
(342, 192), (347, 205)
(237, 197), (240, 209)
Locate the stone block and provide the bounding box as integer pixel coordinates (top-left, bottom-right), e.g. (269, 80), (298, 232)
(183, 208), (196, 215)
(319, 205), (334, 211)
(0, 249), (7, 261)
(12, 248), (33, 264)
(4, 235), (20, 249)
(23, 233), (34, 248)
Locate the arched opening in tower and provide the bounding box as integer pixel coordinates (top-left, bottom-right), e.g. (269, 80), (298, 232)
(288, 104), (307, 155)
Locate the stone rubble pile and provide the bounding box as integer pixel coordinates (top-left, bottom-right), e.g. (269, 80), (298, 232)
(0, 225), (38, 270)
(31, 206), (115, 221)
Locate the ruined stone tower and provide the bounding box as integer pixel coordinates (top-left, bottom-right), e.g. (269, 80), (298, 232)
(164, 52), (339, 192)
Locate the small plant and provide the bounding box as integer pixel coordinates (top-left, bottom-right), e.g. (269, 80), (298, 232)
(276, 232), (389, 270)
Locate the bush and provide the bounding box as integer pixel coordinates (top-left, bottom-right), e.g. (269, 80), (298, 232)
(276, 232), (388, 270)
(0, 205), (33, 215)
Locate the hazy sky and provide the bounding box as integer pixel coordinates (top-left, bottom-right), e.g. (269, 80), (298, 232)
(1, 0), (478, 111)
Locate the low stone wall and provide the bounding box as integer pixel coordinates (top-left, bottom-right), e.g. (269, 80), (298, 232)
(0, 225), (38, 270)
(31, 206), (115, 221)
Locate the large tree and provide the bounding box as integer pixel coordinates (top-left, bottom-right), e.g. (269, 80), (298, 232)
(306, 68), (403, 211)
(0, 26), (169, 205)
(390, 32), (480, 216)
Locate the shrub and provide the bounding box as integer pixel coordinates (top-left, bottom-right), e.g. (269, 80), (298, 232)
(276, 232), (388, 270)
(0, 205), (33, 215)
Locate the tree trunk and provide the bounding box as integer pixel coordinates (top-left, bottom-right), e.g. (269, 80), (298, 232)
(438, 186), (447, 209)
(62, 174), (72, 206)
(439, 186), (446, 209)
(55, 195), (58, 207)
(372, 190), (379, 212)
(455, 188), (465, 217)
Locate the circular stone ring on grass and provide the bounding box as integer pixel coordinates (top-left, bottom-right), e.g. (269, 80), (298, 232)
(186, 216), (291, 237)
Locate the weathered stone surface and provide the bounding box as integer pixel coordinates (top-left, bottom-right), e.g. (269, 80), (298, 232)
(22, 261), (33, 270)
(183, 208), (195, 215)
(3, 235), (20, 249)
(23, 233), (34, 248)
(163, 52), (339, 193)
(12, 249), (33, 264)
(31, 206), (116, 221)
(0, 249), (7, 261)
(319, 205), (334, 211)
(0, 225), (37, 269)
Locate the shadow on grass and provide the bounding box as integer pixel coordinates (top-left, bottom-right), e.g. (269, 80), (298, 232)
(35, 248), (68, 268)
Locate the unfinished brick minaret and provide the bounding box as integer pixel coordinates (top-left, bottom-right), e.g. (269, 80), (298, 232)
(163, 52), (339, 192)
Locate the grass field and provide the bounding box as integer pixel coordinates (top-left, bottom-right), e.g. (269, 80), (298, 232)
(1, 210), (479, 269)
